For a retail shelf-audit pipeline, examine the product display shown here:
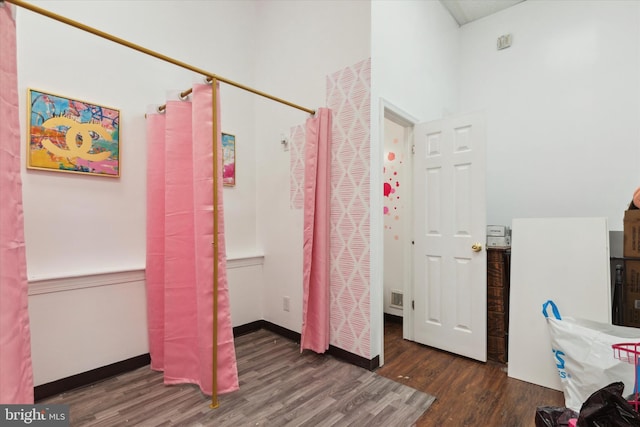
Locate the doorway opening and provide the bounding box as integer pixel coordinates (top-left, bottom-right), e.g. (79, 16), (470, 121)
(380, 101), (418, 358)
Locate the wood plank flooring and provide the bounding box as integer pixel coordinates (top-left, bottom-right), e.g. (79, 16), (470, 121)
(376, 320), (565, 426)
(40, 328), (435, 426)
(40, 320), (565, 426)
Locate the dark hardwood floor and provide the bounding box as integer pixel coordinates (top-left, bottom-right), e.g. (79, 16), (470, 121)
(376, 320), (564, 427)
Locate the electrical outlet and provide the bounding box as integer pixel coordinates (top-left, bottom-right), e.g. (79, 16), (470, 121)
(283, 296), (290, 312)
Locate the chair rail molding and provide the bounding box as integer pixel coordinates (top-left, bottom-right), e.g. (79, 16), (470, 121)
(27, 254), (265, 295)
(28, 269), (145, 296)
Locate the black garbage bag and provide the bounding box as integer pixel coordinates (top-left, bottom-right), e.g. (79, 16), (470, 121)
(577, 381), (640, 427)
(535, 406), (578, 427)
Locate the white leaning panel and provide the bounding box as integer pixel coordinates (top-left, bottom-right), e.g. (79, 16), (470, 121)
(507, 217), (611, 390)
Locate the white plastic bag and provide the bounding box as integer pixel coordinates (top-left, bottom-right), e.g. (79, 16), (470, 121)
(542, 300), (640, 411)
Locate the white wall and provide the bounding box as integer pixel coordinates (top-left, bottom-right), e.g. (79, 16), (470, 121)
(253, 1), (371, 336)
(383, 118), (407, 317)
(458, 0), (640, 230)
(18, 0), (259, 280)
(371, 1), (460, 123)
(28, 271), (147, 386)
(226, 258), (264, 327)
(16, 0), (263, 383)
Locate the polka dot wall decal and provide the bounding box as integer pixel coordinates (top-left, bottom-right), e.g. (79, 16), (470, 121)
(394, 235), (399, 240)
(388, 152), (396, 161)
(384, 182), (392, 197)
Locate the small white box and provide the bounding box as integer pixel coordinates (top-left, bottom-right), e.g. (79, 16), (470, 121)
(487, 225), (508, 237)
(487, 235), (511, 247)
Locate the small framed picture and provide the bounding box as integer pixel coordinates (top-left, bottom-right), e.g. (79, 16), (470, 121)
(222, 133), (236, 186)
(27, 88), (120, 177)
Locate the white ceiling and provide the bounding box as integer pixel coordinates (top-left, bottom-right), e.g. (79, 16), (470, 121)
(440, 0), (526, 26)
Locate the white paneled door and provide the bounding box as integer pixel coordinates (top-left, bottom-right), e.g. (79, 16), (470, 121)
(413, 113), (487, 362)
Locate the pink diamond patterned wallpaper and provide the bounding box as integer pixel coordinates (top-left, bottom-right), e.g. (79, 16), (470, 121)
(289, 124), (305, 210)
(289, 58), (371, 359)
(326, 58), (371, 358)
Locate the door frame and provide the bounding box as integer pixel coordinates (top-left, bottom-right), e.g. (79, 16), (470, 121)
(378, 99), (420, 359)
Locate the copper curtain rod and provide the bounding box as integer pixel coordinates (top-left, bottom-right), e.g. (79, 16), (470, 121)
(159, 77), (214, 113)
(5, 0), (316, 115)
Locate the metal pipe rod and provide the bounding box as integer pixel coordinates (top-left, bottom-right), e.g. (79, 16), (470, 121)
(210, 79), (220, 410)
(157, 88), (194, 113)
(6, 0), (315, 115)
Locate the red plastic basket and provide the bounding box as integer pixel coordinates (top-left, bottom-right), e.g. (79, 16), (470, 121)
(612, 342), (640, 411)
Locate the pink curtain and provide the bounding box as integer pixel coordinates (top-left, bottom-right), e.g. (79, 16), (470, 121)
(146, 83), (238, 395)
(300, 108), (332, 353)
(0, 3), (35, 404)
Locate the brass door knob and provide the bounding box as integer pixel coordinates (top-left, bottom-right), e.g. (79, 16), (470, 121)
(471, 243), (482, 252)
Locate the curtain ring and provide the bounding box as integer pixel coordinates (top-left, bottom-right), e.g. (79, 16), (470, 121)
(157, 105), (166, 113)
(179, 91), (190, 101)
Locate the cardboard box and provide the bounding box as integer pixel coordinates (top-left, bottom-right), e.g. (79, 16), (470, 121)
(623, 260), (640, 328)
(624, 207), (640, 258)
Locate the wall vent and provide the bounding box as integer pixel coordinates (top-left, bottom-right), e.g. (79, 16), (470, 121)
(390, 290), (403, 308)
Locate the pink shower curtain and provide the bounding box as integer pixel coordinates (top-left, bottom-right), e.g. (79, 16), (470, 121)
(300, 108), (332, 353)
(0, 3), (35, 404)
(146, 83), (238, 395)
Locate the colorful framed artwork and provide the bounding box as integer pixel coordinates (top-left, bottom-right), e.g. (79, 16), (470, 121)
(27, 88), (120, 177)
(222, 132), (236, 186)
